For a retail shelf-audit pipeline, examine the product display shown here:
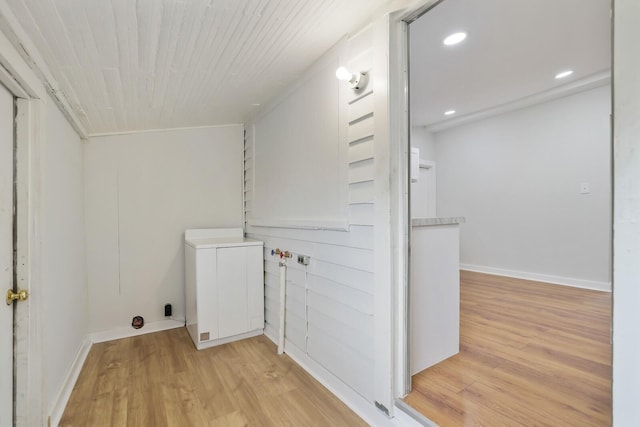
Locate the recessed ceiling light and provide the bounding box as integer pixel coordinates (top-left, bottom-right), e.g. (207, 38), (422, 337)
(443, 32), (467, 46)
(444, 110), (456, 116)
(555, 70), (574, 79)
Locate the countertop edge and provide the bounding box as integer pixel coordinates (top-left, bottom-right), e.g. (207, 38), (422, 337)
(412, 217), (465, 227)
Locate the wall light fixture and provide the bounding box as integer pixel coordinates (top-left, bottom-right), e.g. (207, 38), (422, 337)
(336, 66), (368, 91)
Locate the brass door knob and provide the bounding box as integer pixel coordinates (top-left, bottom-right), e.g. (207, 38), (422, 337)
(6, 289), (29, 305)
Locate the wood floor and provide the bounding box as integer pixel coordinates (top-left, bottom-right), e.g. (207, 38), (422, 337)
(60, 328), (366, 426)
(404, 270), (612, 427)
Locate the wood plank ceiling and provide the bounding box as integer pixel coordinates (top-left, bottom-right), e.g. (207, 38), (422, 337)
(4, 0), (391, 135)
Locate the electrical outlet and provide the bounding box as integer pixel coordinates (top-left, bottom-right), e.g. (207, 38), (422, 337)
(297, 254), (310, 266)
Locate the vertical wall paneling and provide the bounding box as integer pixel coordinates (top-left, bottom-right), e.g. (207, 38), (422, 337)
(249, 53), (349, 230)
(245, 26), (379, 403)
(85, 126), (244, 334)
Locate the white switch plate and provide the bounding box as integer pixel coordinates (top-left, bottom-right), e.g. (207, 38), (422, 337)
(580, 182), (591, 194)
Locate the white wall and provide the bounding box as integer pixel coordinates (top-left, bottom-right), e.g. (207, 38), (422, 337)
(40, 97), (88, 415)
(245, 26), (382, 412)
(250, 55), (347, 229)
(435, 85), (611, 289)
(84, 126), (244, 334)
(410, 126), (436, 161)
(613, 0), (640, 424)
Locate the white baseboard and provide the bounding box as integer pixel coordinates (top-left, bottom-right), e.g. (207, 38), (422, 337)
(460, 264), (611, 292)
(193, 329), (263, 350)
(90, 318), (185, 344)
(264, 327), (278, 345)
(49, 336), (92, 427)
(283, 339), (422, 427)
(394, 399), (438, 427)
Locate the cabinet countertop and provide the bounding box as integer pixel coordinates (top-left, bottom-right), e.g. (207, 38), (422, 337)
(185, 237), (264, 249)
(412, 217), (465, 227)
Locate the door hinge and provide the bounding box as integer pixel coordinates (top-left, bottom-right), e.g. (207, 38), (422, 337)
(375, 401), (390, 416)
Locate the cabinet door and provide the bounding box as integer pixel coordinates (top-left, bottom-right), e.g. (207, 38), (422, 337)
(197, 247), (219, 341)
(217, 247), (249, 338)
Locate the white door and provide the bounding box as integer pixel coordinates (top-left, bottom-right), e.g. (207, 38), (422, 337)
(411, 161), (437, 218)
(0, 83), (15, 425)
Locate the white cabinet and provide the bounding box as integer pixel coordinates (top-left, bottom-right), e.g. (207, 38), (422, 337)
(185, 228), (264, 350)
(411, 222), (461, 375)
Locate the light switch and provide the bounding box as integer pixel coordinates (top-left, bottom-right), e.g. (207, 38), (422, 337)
(580, 182), (591, 194)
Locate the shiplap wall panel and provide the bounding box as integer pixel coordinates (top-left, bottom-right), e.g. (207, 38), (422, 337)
(312, 244), (373, 273)
(307, 275), (373, 314)
(348, 92), (374, 123)
(246, 30), (377, 403)
(285, 313), (307, 351)
(308, 292), (373, 337)
(349, 204), (375, 226)
(348, 138), (375, 164)
(307, 325), (374, 401)
(308, 308), (373, 359)
(310, 260), (375, 295)
(348, 115), (374, 144)
(348, 158), (375, 184)
(285, 287), (306, 321)
(349, 181), (375, 204)
(264, 261), (280, 278)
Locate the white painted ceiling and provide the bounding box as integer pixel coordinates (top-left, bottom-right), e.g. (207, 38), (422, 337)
(410, 0), (611, 129)
(5, 0), (392, 135)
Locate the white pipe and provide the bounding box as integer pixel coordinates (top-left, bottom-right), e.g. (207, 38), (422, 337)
(278, 262), (286, 354)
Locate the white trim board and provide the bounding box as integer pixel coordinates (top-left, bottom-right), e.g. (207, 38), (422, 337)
(247, 218), (349, 232)
(394, 399), (438, 427)
(460, 264), (611, 292)
(89, 318), (185, 344)
(48, 337), (92, 427)
(88, 123), (244, 138)
(283, 339), (423, 427)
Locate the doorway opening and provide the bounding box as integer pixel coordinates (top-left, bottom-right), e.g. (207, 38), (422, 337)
(398, 0), (613, 424)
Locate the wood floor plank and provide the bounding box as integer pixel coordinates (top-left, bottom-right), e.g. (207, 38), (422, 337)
(60, 328), (366, 426)
(489, 361), (611, 424)
(405, 270), (612, 426)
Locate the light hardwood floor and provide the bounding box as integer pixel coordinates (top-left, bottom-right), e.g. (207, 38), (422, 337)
(404, 270), (612, 427)
(60, 329), (367, 426)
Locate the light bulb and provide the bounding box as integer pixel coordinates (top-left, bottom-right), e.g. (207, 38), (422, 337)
(335, 66), (353, 82)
